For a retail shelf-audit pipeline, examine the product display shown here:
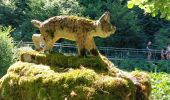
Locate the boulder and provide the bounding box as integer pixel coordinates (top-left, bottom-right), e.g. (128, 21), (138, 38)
(0, 50), (151, 100)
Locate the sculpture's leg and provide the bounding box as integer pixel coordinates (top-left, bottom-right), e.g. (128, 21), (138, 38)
(77, 43), (87, 57)
(43, 39), (58, 53)
(85, 36), (99, 56)
(76, 36), (87, 57)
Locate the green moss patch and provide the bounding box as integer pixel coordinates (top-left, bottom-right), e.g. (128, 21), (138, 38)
(0, 62), (137, 100)
(20, 51), (108, 73)
(131, 71), (151, 99)
(0, 50), (152, 100)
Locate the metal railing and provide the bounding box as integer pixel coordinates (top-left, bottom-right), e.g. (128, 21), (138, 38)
(12, 41), (163, 61)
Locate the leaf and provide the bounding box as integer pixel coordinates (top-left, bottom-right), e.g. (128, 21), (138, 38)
(127, 1), (134, 9)
(151, 10), (158, 17)
(160, 12), (166, 18)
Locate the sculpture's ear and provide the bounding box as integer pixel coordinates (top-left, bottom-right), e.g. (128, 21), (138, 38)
(31, 20), (42, 28)
(99, 11), (110, 22)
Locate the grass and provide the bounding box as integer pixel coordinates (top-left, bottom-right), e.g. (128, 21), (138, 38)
(149, 72), (170, 100)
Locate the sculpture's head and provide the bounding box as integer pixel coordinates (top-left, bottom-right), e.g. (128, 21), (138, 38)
(31, 20), (52, 43)
(97, 11), (116, 38)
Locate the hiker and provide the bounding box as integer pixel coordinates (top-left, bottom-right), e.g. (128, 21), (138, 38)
(166, 44), (170, 59)
(146, 41), (152, 60)
(161, 48), (166, 60)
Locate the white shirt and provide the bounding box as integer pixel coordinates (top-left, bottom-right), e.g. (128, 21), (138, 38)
(167, 46), (170, 52)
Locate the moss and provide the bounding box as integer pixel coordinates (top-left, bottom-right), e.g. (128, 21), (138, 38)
(131, 71), (151, 100)
(0, 62), (137, 100)
(0, 50), (152, 100)
(20, 50), (108, 73)
(0, 62), (98, 100)
(93, 76), (135, 100)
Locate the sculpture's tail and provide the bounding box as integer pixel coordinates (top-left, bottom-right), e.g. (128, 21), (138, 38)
(31, 20), (42, 28)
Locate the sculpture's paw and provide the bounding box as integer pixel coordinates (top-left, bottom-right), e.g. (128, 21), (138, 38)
(78, 54), (87, 58)
(44, 50), (50, 54)
(90, 49), (100, 56)
(36, 48), (43, 51)
(44, 49), (54, 54)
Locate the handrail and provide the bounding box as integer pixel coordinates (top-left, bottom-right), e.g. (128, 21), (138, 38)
(12, 41), (165, 61)
(12, 41), (161, 52)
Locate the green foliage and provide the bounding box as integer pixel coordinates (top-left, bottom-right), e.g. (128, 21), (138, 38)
(0, 26), (14, 76)
(154, 24), (170, 49)
(0, 0), (148, 48)
(27, 0), (82, 19)
(0, 0), (170, 49)
(113, 59), (170, 73)
(127, 1), (170, 47)
(0, 0), (83, 41)
(149, 72), (170, 99)
(106, 1), (146, 48)
(128, 0), (170, 20)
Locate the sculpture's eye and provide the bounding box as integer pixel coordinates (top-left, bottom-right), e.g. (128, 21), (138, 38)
(43, 37), (46, 41)
(46, 30), (50, 33)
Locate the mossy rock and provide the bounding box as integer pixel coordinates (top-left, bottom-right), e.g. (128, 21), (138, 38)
(0, 50), (151, 100)
(0, 62), (136, 100)
(20, 50), (110, 73)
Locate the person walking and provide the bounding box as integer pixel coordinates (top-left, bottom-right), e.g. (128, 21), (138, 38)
(146, 41), (152, 60)
(166, 44), (170, 59)
(161, 48), (166, 60)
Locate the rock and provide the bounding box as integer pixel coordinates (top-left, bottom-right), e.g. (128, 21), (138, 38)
(0, 50), (151, 100)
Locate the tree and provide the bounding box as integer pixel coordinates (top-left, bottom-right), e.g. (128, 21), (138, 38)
(0, 0), (83, 41)
(128, 0), (170, 20)
(0, 0), (29, 26)
(1, 0), (159, 48)
(133, 8), (168, 42)
(0, 26), (14, 76)
(154, 24), (170, 49)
